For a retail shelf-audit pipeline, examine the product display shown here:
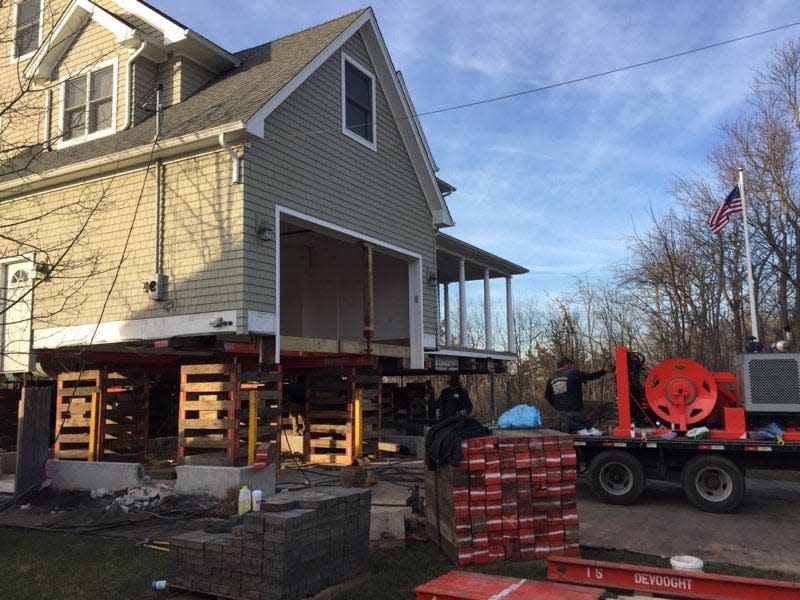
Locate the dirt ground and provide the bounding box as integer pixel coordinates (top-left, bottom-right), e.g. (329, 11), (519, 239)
(576, 474), (800, 575)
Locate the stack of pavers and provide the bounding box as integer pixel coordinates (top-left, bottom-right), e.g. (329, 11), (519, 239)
(424, 429), (579, 565)
(169, 487), (371, 600)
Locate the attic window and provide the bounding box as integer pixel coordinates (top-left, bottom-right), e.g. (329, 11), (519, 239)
(61, 62), (116, 144)
(341, 53), (376, 150)
(13, 0), (41, 59)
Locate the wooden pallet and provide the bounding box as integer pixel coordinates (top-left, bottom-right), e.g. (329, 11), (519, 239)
(355, 370), (382, 458)
(178, 364), (238, 466)
(55, 369), (149, 461)
(101, 371), (149, 459)
(380, 383), (396, 430)
(55, 370), (99, 460)
(306, 371), (355, 466)
(237, 365), (283, 468)
(178, 363), (283, 467)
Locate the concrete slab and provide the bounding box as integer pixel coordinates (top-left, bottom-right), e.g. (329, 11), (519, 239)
(46, 459), (143, 492)
(577, 476), (800, 575)
(370, 505), (411, 547)
(173, 464), (276, 499)
(0, 473), (14, 493)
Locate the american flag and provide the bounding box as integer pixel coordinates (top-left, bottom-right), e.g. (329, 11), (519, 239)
(708, 185), (742, 234)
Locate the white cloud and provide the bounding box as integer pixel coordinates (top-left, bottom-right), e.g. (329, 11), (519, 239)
(150, 0), (800, 301)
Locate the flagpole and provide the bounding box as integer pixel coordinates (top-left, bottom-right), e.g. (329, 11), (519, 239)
(739, 167), (759, 342)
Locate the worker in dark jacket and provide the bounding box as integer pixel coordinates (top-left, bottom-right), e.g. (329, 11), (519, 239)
(545, 356), (612, 432)
(437, 374), (472, 419)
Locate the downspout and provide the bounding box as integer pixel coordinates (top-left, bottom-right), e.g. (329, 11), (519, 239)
(219, 132), (242, 184)
(123, 41), (147, 130)
(43, 89), (52, 150)
(155, 159), (164, 275)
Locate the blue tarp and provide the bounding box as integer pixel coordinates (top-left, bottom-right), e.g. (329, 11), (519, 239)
(497, 404), (542, 429)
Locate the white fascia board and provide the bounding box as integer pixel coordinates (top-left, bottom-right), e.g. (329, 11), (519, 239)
(33, 310), (238, 349)
(110, 0), (238, 68)
(395, 70), (437, 173)
(25, 0), (137, 81)
(358, 13), (454, 228)
(276, 206), (422, 260)
(246, 310), (276, 335)
(244, 11), (373, 137)
(110, 0), (187, 44)
(429, 348), (518, 362)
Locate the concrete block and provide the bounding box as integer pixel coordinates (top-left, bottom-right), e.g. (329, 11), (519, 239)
(381, 435), (425, 458)
(46, 459), (143, 492)
(0, 474), (14, 493)
(370, 505), (411, 547)
(173, 463), (276, 498)
(0, 451), (17, 474)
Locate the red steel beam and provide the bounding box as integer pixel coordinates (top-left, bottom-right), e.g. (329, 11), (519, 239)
(547, 556), (800, 600)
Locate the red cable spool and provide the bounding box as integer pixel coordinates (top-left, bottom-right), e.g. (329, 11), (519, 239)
(644, 358), (718, 431)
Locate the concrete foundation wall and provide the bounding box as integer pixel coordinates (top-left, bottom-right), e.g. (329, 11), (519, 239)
(46, 460), (144, 491)
(173, 464), (276, 499)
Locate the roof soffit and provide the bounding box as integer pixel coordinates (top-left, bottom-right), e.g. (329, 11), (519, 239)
(109, 0), (240, 70)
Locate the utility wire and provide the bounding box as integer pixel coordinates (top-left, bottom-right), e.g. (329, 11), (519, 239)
(272, 18), (800, 143)
(414, 19), (800, 118)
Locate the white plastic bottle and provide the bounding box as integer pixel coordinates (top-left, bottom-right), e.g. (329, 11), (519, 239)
(237, 484), (252, 515)
(252, 489), (263, 511)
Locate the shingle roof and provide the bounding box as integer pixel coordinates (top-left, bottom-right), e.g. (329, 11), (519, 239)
(1, 9), (367, 184)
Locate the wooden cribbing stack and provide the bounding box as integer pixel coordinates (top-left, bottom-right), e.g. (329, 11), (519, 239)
(302, 368), (384, 465)
(54, 369), (149, 461)
(177, 363), (282, 466)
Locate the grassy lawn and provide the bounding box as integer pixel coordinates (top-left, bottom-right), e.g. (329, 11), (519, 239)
(0, 526), (172, 600)
(1, 526), (798, 599)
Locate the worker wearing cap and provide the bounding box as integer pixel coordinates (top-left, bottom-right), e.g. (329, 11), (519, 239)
(437, 374), (473, 419)
(545, 356), (613, 433)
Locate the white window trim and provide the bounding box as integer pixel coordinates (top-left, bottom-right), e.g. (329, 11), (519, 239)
(57, 57), (119, 149)
(0, 254), (34, 374)
(9, 0), (44, 64)
(341, 52), (377, 151)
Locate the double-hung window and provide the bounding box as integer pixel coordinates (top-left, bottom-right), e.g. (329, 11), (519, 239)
(341, 53), (376, 150)
(13, 0), (41, 60)
(62, 63), (115, 143)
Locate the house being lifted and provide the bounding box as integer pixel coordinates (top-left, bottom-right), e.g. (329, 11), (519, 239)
(0, 0), (527, 486)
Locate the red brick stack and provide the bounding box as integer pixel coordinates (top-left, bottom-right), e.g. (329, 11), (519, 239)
(424, 430), (579, 565)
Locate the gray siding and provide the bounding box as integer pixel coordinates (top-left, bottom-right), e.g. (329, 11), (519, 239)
(242, 31), (437, 334)
(133, 58), (157, 126)
(179, 57), (215, 101)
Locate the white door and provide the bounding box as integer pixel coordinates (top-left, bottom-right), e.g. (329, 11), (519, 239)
(1, 261), (33, 373)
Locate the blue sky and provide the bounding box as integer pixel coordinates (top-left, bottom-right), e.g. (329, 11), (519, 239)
(151, 0), (799, 303)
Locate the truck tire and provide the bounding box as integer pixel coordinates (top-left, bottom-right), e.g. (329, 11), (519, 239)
(681, 455), (745, 513)
(588, 450), (645, 505)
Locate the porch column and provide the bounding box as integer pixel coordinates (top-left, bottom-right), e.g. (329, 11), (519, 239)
(443, 283), (451, 346)
(458, 259), (466, 346)
(362, 243), (374, 351)
(483, 268), (492, 350)
(506, 276), (515, 353)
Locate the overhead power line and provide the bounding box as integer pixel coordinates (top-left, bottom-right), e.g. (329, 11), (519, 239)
(414, 19), (800, 118)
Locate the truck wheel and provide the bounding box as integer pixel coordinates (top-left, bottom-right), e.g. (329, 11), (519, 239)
(588, 450), (645, 505)
(681, 455), (745, 513)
